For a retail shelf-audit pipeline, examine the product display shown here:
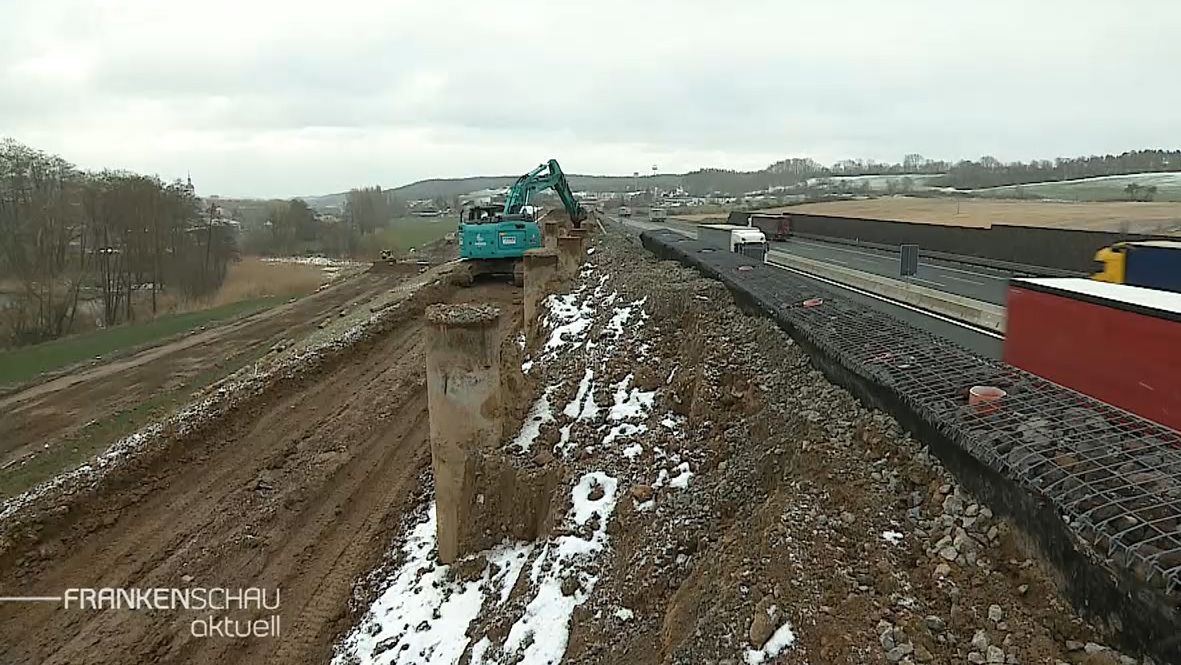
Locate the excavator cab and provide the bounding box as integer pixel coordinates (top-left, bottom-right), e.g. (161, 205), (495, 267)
(457, 203), (540, 261)
(453, 160), (580, 286)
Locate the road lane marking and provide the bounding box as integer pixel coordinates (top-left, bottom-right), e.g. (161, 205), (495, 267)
(791, 237), (1009, 280)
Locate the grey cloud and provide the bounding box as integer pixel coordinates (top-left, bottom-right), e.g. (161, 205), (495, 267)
(2, 0), (1179, 197)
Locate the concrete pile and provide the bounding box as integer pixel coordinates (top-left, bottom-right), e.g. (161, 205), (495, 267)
(423, 223), (593, 564)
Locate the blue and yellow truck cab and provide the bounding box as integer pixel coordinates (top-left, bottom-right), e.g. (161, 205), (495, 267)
(1093, 240), (1181, 293)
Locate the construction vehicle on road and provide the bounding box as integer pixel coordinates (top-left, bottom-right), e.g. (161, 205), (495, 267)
(649, 206), (668, 223)
(457, 159), (586, 284)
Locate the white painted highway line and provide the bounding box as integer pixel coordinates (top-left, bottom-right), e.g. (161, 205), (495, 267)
(911, 277), (948, 289)
(791, 237), (1009, 281)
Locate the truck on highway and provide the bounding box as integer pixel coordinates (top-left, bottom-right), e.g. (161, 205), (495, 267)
(1092, 240), (1181, 293)
(1006, 276), (1181, 431)
(618, 205), (632, 218)
(698, 224), (768, 261)
(748, 213), (791, 241)
(649, 207), (668, 223)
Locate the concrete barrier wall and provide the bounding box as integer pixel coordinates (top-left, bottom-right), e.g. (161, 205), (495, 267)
(766, 251), (1007, 332)
(729, 211), (1165, 273)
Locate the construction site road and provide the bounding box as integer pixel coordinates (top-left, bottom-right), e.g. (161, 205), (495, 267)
(0, 273), (406, 491)
(0, 279), (521, 665)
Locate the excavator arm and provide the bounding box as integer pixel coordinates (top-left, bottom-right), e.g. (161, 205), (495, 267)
(504, 159), (587, 225)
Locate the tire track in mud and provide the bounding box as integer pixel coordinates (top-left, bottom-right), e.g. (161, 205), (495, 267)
(0, 281), (520, 665)
(0, 273), (397, 467)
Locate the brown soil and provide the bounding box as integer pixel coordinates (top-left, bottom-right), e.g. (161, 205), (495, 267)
(0, 280), (522, 665)
(0, 274), (399, 471)
(451, 230), (1139, 665)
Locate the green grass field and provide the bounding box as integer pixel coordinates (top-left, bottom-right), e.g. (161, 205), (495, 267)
(369, 217), (455, 252)
(0, 295), (283, 388)
(0, 347), (269, 499)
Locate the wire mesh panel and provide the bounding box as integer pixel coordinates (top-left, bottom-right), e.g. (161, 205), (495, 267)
(646, 230), (1181, 600)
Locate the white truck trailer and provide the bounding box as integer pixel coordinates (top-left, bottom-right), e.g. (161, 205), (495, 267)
(697, 224), (768, 261)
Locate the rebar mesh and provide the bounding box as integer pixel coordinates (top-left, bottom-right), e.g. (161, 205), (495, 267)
(648, 231), (1181, 599)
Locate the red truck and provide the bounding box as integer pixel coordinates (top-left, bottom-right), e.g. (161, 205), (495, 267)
(1005, 277), (1181, 431)
(747, 213), (791, 241)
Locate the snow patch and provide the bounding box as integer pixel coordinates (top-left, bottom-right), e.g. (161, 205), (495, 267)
(543, 292), (594, 353)
(331, 505), (532, 665)
(608, 374), (656, 421)
(660, 413), (683, 432)
(882, 530), (904, 544)
(743, 621), (796, 665)
(605, 300), (647, 338)
(556, 424), (573, 457)
(603, 422), (647, 446)
(668, 462), (693, 489)
(486, 472), (619, 665)
(512, 387), (556, 452)
(563, 369), (598, 421)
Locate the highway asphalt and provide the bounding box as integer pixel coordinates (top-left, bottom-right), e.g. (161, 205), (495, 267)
(617, 217), (1014, 308)
(611, 215), (1003, 358)
(771, 237), (1012, 305)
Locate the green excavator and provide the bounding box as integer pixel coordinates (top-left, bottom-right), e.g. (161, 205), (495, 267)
(456, 159), (587, 284)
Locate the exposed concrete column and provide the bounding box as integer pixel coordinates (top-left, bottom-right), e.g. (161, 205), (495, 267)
(543, 220), (561, 249)
(424, 303), (503, 564)
(556, 234), (583, 281)
(523, 248), (560, 343)
(568, 226), (589, 249)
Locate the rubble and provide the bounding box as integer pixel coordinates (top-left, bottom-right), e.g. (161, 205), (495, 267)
(331, 229), (1152, 665)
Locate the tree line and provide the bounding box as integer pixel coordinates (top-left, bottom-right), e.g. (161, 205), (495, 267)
(240, 186), (404, 258)
(0, 139), (235, 346)
(935, 150), (1181, 190)
(675, 150), (1181, 196)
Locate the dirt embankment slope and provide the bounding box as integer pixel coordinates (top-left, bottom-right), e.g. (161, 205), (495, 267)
(331, 230), (1144, 665)
(0, 277), (520, 665)
(0, 273), (402, 484)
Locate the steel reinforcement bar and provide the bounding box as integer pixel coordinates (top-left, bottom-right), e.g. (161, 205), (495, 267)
(640, 229), (1181, 662)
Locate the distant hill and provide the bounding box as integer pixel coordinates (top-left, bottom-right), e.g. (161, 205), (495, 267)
(298, 149), (1181, 209)
(303, 173), (685, 210)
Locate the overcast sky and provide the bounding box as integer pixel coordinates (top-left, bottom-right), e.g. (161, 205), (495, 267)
(3, 1), (1178, 198)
